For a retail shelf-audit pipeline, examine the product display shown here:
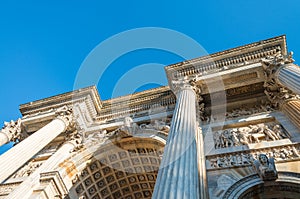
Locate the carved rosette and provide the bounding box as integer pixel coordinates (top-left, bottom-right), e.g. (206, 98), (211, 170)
(0, 118), (27, 142)
(262, 51), (299, 108)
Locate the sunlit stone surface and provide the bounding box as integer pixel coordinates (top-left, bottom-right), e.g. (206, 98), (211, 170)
(0, 36), (300, 199)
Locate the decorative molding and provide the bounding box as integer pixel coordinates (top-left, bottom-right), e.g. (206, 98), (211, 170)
(0, 182), (20, 196)
(0, 118), (27, 142)
(171, 75), (201, 94)
(84, 117), (170, 149)
(19, 86), (101, 119)
(56, 106), (76, 132)
(39, 171), (69, 197)
(222, 172), (300, 199)
(262, 51), (299, 108)
(207, 143), (300, 170)
(253, 153), (278, 181)
(165, 35), (286, 79)
(95, 86), (176, 122)
(226, 102), (274, 119)
(65, 130), (84, 152)
(213, 122), (288, 149)
(12, 161), (43, 178)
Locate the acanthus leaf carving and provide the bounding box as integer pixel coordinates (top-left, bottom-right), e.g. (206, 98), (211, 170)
(0, 118), (28, 142)
(171, 75), (201, 95)
(65, 130), (84, 152)
(56, 106), (77, 132)
(262, 51), (299, 108)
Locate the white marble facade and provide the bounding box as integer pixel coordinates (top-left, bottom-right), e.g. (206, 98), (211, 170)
(1, 35), (300, 199)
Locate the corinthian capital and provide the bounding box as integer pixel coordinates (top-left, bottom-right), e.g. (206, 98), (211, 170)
(171, 75), (201, 95)
(56, 106), (76, 131)
(262, 52), (299, 108)
(261, 50), (294, 67)
(0, 118), (26, 142)
(65, 130), (83, 151)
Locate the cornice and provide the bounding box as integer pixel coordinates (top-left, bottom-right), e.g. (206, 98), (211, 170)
(165, 35), (287, 80)
(16, 36), (291, 124)
(101, 86), (171, 107)
(96, 86), (176, 121)
(19, 86), (102, 117)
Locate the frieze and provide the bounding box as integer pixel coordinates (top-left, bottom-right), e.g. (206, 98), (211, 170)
(35, 142), (63, 158)
(226, 83), (263, 97)
(166, 37), (284, 78)
(0, 182), (20, 196)
(253, 154), (278, 181)
(222, 72), (258, 85)
(213, 122), (288, 149)
(12, 161), (43, 178)
(84, 117), (170, 148)
(226, 103), (274, 119)
(207, 143), (300, 170)
(96, 97), (176, 122)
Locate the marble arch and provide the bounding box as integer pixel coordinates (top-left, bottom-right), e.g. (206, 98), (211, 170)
(223, 172), (300, 199)
(63, 134), (166, 199)
(1, 35), (300, 198)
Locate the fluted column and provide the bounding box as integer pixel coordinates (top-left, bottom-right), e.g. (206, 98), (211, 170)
(7, 131), (82, 199)
(276, 63), (300, 95)
(152, 78), (200, 199)
(0, 132), (9, 146)
(281, 99), (300, 129)
(0, 107), (74, 183)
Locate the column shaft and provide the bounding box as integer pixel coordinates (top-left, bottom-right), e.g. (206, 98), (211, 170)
(7, 142), (75, 199)
(196, 125), (208, 199)
(277, 63), (300, 95)
(282, 99), (300, 129)
(152, 88), (200, 199)
(0, 118), (66, 183)
(0, 132), (9, 146)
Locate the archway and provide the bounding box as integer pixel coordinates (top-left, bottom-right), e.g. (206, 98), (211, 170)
(223, 172), (300, 199)
(70, 136), (165, 199)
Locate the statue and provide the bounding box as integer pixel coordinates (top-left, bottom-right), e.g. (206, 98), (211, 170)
(140, 120), (170, 133)
(253, 154), (278, 181)
(119, 116), (139, 135)
(262, 124), (279, 141)
(272, 124), (287, 139)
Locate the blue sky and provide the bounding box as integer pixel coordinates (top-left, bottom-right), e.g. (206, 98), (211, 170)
(1, 0), (300, 154)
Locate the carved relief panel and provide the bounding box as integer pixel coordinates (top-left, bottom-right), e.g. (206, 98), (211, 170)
(213, 121), (289, 149)
(207, 143), (300, 169)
